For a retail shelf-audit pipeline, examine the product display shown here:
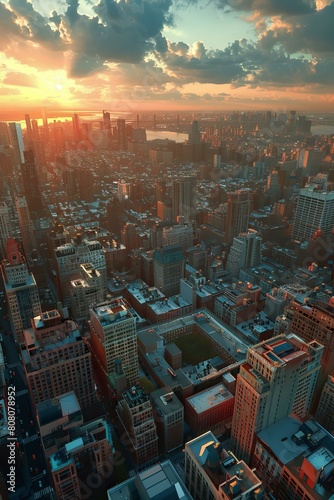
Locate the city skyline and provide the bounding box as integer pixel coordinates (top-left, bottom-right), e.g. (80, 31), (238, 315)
(1, 0), (334, 116)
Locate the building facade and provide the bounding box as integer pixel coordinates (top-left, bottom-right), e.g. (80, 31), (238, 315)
(88, 298), (139, 393)
(116, 386), (158, 469)
(231, 334), (323, 463)
(1, 238), (41, 344)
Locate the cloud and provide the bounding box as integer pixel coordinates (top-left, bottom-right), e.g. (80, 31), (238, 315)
(2, 71), (38, 87)
(161, 39), (249, 84)
(0, 87), (21, 95)
(0, 2), (22, 50)
(214, 0), (316, 16)
(0, 0), (174, 78)
(259, 3), (334, 55)
(62, 0), (173, 76)
(8, 0), (65, 50)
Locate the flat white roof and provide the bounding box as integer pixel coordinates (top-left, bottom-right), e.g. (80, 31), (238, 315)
(186, 383), (233, 414)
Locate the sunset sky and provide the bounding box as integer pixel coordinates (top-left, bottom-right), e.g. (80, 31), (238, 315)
(1, 0), (334, 116)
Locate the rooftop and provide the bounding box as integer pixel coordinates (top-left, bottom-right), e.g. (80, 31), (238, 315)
(151, 387), (183, 416)
(186, 431), (262, 496)
(92, 300), (132, 326)
(107, 460), (191, 500)
(37, 391), (81, 427)
(186, 383), (234, 414)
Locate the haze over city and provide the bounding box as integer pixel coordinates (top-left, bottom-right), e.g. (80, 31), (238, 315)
(1, 0), (334, 116)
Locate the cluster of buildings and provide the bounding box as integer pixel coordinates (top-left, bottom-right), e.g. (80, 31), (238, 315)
(0, 110), (334, 499)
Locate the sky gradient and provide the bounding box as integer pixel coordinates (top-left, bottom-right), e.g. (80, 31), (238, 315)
(0, 0), (334, 115)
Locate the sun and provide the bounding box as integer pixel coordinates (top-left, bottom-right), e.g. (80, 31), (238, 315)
(56, 83), (63, 91)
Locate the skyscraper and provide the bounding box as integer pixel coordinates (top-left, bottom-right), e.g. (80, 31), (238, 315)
(22, 309), (99, 419)
(0, 202), (12, 259)
(153, 244), (184, 297)
(89, 298), (139, 393)
(42, 107), (49, 141)
(116, 386), (158, 468)
(231, 334), (323, 463)
(15, 194), (36, 260)
(226, 229), (262, 278)
(291, 188), (334, 242)
(24, 114), (33, 144)
(225, 190), (251, 244)
(21, 149), (43, 215)
(54, 238), (107, 306)
(172, 176), (196, 223)
(1, 238), (41, 344)
(117, 118), (127, 150)
(188, 120), (201, 144)
(72, 113), (81, 143)
(289, 301), (334, 383)
(315, 372), (334, 434)
(106, 196), (123, 238)
(8, 122), (24, 167)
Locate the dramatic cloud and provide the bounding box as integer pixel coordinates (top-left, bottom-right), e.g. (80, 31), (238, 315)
(214, 0), (316, 16)
(259, 2), (334, 55)
(8, 0), (65, 49)
(161, 40), (249, 84)
(63, 0), (173, 76)
(2, 71), (38, 87)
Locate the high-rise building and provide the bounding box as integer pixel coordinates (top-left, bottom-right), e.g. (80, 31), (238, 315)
(188, 120), (201, 144)
(172, 176), (196, 223)
(292, 188), (334, 242)
(121, 222), (138, 251)
(253, 415), (334, 499)
(15, 194), (36, 260)
(162, 223), (194, 251)
(32, 139), (47, 182)
(0, 202), (12, 259)
(21, 149), (43, 215)
(287, 110), (297, 134)
(289, 301), (334, 383)
(42, 107), (49, 141)
(76, 168), (94, 202)
(226, 229), (262, 278)
(185, 431), (264, 500)
(0, 122), (10, 146)
(116, 386), (158, 468)
(88, 298), (139, 393)
(150, 387), (184, 453)
(1, 238), (41, 344)
(54, 238), (107, 306)
(37, 391), (84, 459)
(315, 372), (334, 434)
(231, 334), (323, 463)
(117, 118), (127, 150)
(224, 190), (251, 244)
(69, 263), (104, 321)
(153, 244), (184, 297)
(72, 113), (81, 143)
(24, 114), (33, 143)
(50, 414), (113, 500)
(22, 309), (99, 418)
(8, 122), (24, 167)
(31, 118), (39, 140)
(106, 195), (123, 238)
